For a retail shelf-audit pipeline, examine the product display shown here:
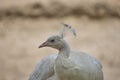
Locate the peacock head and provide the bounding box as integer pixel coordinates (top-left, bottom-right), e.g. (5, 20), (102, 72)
(39, 35), (67, 50)
(38, 23), (76, 51)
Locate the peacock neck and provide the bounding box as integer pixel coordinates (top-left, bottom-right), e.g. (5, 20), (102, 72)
(58, 41), (70, 58)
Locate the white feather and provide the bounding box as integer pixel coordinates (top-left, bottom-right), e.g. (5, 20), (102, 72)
(59, 23), (76, 38)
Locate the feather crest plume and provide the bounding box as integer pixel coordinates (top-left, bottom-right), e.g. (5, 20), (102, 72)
(59, 23), (76, 38)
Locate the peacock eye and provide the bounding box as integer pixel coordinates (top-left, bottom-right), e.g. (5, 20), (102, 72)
(50, 39), (55, 43)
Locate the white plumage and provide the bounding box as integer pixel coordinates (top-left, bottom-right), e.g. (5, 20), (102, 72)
(28, 23), (103, 80)
(28, 54), (57, 80)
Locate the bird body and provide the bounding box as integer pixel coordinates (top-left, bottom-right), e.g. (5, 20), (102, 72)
(28, 51), (103, 80)
(55, 51), (103, 80)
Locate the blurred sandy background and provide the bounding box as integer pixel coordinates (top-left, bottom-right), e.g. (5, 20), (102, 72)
(0, 0), (120, 80)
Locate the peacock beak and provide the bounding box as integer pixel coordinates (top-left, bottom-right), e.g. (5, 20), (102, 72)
(38, 42), (48, 48)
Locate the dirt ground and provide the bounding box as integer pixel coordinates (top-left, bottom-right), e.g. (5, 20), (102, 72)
(0, 0), (120, 80)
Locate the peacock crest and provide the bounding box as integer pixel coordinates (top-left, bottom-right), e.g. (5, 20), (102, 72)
(59, 23), (76, 39)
